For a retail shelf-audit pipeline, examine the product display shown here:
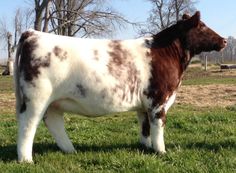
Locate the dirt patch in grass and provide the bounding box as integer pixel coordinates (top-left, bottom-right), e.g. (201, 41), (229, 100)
(176, 84), (236, 107)
(0, 92), (15, 114)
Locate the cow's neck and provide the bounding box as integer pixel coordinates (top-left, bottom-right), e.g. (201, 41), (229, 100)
(152, 39), (193, 71)
(151, 32), (194, 72)
(148, 39), (194, 91)
(181, 49), (192, 71)
(173, 39), (193, 71)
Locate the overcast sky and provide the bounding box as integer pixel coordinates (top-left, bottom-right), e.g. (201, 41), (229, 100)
(0, 0), (236, 60)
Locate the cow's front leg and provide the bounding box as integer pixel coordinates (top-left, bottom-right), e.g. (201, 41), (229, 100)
(149, 108), (166, 154)
(137, 111), (151, 148)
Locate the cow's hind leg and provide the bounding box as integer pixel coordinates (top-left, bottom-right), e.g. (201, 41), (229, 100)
(43, 107), (76, 153)
(137, 111), (151, 148)
(17, 97), (50, 163)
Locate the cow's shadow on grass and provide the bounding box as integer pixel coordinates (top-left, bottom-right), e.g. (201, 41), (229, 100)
(0, 143), (60, 162)
(1, 140), (235, 162)
(166, 139), (236, 153)
(0, 142), (139, 162)
(34, 142), (152, 155)
(0, 144), (18, 162)
(183, 140), (236, 152)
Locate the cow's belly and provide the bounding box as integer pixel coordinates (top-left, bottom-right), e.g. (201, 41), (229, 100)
(47, 69), (144, 116)
(50, 95), (141, 117)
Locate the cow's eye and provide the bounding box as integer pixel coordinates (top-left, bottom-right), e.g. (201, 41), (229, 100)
(201, 23), (206, 28)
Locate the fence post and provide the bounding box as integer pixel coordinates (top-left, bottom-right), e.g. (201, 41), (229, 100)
(204, 55), (208, 71)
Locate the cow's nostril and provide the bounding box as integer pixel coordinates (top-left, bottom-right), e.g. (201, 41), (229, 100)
(223, 39), (227, 45)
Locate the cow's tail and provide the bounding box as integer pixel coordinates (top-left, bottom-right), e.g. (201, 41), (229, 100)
(14, 36), (24, 117)
(14, 30), (35, 117)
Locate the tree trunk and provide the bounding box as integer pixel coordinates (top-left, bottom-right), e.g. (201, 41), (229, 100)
(2, 32), (14, 76)
(34, 10), (43, 31)
(34, 0), (51, 31)
(42, 0), (50, 32)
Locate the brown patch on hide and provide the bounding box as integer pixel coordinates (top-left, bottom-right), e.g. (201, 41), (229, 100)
(156, 109), (166, 125)
(107, 40), (141, 103)
(19, 32), (51, 82)
(107, 40), (127, 78)
(145, 40), (183, 108)
(53, 46), (67, 61)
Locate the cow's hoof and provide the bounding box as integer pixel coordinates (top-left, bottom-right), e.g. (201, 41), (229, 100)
(157, 150), (166, 155)
(18, 158), (34, 164)
(62, 147), (77, 154)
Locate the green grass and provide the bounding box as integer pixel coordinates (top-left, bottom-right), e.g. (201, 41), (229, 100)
(183, 76), (236, 85)
(0, 66), (235, 172)
(183, 66), (236, 85)
(0, 106), (235, 172)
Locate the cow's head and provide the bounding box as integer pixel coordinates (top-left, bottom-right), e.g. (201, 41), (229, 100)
(181, 11), (227, 55)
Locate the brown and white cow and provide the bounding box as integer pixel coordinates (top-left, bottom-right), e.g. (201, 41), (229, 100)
(15, 11), (226, 162)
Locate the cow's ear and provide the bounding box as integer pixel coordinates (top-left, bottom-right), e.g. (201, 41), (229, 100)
(182, 13), (191, 20)
(189, 11), (200, 27)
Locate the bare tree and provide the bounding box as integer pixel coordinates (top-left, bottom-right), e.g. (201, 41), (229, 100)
(226, 36), (236, 62)
(30, 0), (134, 37)
(23, 8), (35, 30)
(0, 8), (32, 49)
(172, 0), (196, 21)
(47, 0), (132, 37)
(13, 9), (23, 47)
(42, 0), (51, 32)
(139, 0), (197, 36)
(0, 31), (14, 75)
(34, 0), (51, 31)
(0, 19), (10, 75)
(0, 18), (8, 42)
(0, 7), (34, 75)
(0, 9), (24, 75)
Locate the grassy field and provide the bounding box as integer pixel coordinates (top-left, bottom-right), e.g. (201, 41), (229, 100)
(183, 66), (236, 85)
(0, 65), (235, 172)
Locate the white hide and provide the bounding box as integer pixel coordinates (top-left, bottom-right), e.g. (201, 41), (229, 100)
(23, 30), (152, 116)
